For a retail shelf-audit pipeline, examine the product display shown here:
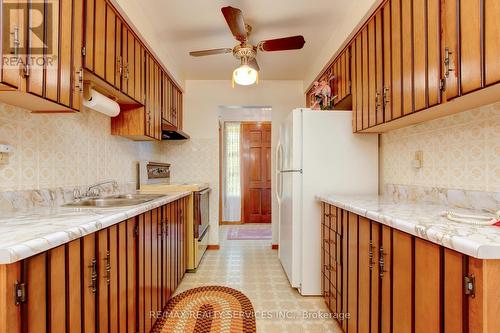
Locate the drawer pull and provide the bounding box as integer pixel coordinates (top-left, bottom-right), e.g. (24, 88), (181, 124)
(379, 247), (388, 278)
(88, 258), (97, 293)
(105, 250), (111, 285)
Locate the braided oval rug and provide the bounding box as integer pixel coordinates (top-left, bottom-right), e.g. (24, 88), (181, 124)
(152, 286), (257, 333)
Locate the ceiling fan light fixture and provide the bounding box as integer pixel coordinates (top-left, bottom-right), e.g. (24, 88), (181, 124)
(232, 64), (258, 86)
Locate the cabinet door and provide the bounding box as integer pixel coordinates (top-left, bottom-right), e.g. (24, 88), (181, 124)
(413, 0), (427, 112)
(485, 0), (500, 85)
(401, 0), (413, 116)
(24, 253), (47, 333)
(358, 217), (371, 333)
(368, 19), (376, 128)
(67, 240), (82, 333)
(82, 233), (96, 333)
(415, 239), (441, 333)
(138, 213), (145, 333)
(459, 0), (481, 94)
(135, 40), (144, 103)
(126, 218), (137, 333)
(144, 53), (152, 138)
(71, 0), (84, 111)
(109, 225), (119, 333)
(382, 1), (392, 122)
(144, 210), (152, 333)
(25, 0), (46, 97)
(105, 4), (117, 87)
(93, 0), (106, 78)
(115, 18), (122, 91)
(370, 222), (380, 333)
(444, 249), (464, 333)
(392, 230), (413, 333)
(151, 208), (160, 325)
(127, 30), (136, 100)
(0, 0), (22, 89)
(442, 0), (459, 100)
(391, 0), (403, 119)
(121, 25), (129, 95)
(347, 212), (358, 333)
(117, 222), (128, 333)
(380, 226), (392, 333)
(84, 0), (94, 71)
(97, 229), (109, 333)
(374, 11), (384, 125)
(427, 0), (441, 107)
(361, 26), (369, 129)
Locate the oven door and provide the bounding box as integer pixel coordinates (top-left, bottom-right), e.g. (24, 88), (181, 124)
(194, 188), (210, 239)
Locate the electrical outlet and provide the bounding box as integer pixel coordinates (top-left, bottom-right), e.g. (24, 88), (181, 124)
(0, 153), (8, 165)
(412, 150), (423, 169)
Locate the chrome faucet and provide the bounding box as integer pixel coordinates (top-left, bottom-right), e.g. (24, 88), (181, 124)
(74, 180), (118, 200)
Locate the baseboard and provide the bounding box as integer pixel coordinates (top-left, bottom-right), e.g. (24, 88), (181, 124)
(207, 245), (220, 250)
(271, 244), (279, 250)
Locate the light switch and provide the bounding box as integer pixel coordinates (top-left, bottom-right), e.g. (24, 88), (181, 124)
(412, 150), (423, 169)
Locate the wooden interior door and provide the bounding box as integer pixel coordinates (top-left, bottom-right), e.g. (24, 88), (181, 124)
(241, 122), (272, 223)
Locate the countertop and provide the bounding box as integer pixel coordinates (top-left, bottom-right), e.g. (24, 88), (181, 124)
(0, 191), (191, 264)
(317, 194), (500, 259)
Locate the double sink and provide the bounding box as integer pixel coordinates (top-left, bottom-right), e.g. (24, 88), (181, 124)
(62, 193), (165, 208)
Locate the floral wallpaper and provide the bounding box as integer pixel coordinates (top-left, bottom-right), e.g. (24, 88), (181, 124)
(381, 102), (500, 192)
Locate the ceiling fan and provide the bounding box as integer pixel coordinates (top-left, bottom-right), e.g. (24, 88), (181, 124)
(189, 6), (306, 86)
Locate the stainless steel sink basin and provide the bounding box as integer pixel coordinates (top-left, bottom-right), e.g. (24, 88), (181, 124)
(62, 193), (165, 208)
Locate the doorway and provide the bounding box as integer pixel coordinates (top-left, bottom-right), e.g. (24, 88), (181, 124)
(219, 107), (272, 225)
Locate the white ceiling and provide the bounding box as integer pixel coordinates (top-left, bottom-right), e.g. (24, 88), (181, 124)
(140, 0), (355, 80)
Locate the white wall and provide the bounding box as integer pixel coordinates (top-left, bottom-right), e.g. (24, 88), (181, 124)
(163, 80), (304, 245)
(303, 0), (379, 90)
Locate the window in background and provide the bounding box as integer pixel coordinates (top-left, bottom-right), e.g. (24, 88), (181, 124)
(222, 122), (241, 222)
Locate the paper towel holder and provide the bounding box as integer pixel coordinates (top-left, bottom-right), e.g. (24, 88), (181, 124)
(83, 82), (118, 102)
(82, 82), (121, 117)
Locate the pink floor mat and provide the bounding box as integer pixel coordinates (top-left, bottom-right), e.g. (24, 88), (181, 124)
(227, 227), (272, 240)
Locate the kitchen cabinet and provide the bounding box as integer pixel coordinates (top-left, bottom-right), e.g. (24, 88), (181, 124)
(0, 197), (188, 333)
(306, 46), (352, 110)
(0, 0), (83, 112)
(321, 202), (500, 333)
(85, 0), (143, 104)
(310, 0), (500, 134)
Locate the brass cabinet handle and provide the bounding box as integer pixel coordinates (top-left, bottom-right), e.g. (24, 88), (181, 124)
(383, 87), (390, 107)
(369, 241), (375, 271)
(75, 68), (84, 92)
(88, 258), (97, 293)
(379, 246), (388, 278)
(105, 250), (111, 285)
(375, 91), (381, 109)
(117, 57), (123, 76)
(444, 47), (455, 78)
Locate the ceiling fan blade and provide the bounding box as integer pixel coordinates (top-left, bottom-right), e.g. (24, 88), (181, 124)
(249, 58), (260, 71)
(221, 6), (247, 42)
(189, 48), (233, 57)
(259, 35), (306, 52)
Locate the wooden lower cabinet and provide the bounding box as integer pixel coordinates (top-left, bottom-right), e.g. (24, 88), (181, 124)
(321, 202), (500, 333)
(0, 197), (188, 333)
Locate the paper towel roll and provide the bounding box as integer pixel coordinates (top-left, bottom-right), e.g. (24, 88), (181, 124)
(82, 89), (120, 117)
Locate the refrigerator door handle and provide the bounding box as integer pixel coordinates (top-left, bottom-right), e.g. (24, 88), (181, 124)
(276, 143), (284, 202)
(280, 169), (303, 174)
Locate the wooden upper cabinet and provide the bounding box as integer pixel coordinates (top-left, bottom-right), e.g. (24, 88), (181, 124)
(22, 0), (82, 111)
(382, 1), (392, 123)
(442, 0), (459, 100)
(485, 0), (500, 85)
(0, 0), (22, 89)
(459, 0), (481, 94)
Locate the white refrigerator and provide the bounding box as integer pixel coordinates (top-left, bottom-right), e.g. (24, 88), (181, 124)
(276, 109), (378, 296)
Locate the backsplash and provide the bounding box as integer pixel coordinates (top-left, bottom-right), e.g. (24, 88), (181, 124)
(0, 102), (164, 192)
(381, 102), (500, 192)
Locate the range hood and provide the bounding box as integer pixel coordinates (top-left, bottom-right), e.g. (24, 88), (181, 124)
(162, 121), (190, 140)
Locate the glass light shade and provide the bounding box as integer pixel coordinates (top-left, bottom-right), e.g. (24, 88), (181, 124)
(232, 64), (258, 86)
